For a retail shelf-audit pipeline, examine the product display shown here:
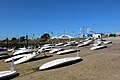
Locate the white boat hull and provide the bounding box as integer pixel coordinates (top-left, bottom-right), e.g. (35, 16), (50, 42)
(39, 57), (81, 70)
(5, 55), (24, 62)
(77, 43), (85, 47)
(14, 52), (40, 65)
(90, 45), (107, 50)
(56, 49), (78, 55)
(83, 40), (92, 45)
(64, 43), (71, 47)
(13, 49), (34, 55)
(0, 53), (9, 58)
(0, 71), (16, 79)
(49, 48), (64, 53)
(103, 41), (112, 44)
(92, 43), (101, 46)
(55, 43), (64, 46)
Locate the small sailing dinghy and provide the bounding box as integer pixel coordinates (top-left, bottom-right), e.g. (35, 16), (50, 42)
(0, 52), (9, 58)
(103, 40), (112, 44)
(13, 48), (45, 65)
(90, 45), (107, 50)
(77, 40), (92, 47)
(14, 52), (40, 65)
(39, 49), (81, 70)
(39, 57), (81, 70)
(5, 55), (25, 62)
(55, 42), (64, 46)
(49, 48), (65, 53)
(56, 49), (78, 55)
(0, 59), (17, 79)
(13, 49), (34, 55)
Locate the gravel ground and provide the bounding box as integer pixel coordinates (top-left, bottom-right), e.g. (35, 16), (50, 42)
(0, 37), (120, 80)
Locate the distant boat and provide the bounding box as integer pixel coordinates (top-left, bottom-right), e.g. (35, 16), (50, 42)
(38, 46), (55, 52)
(0, 47), (7, 51)
(83, 40), (92, 45)
(39, 57), (81, 70)
(0, 59), (16, 79)
(55, 42), (64, 46)
(64, 42), (72, 47)
(90, 45), (107, 50)
(77, 43), (86, 47)
(43, 44), (54, 47)
(92, 43), (101, 46)
(56, 49), (79, 55)
(18, 47), (26, 50)
(49, 48), (65, 53)
(0, 52), (9, 58)
(97, 39), (112, 44)
(103, 40), (112, 44)
(7, 48), (14, 52)
(5, 55), (25, 62)
(13, 49), (34, 55)
(77, 40), (92, 47)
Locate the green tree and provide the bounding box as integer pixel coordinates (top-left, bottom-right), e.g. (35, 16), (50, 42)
(41, 33), (50, 39)
(11, 37), (17, 41)
(20, 36), (25, 42)
(39, 33), (50, 42)
(2, 38), (9, 42)
(109, 34), (116, 37)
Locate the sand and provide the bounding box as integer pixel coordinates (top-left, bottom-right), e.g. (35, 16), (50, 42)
(0, 37), (120, 80)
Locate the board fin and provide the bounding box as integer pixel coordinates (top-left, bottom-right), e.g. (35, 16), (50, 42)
(11, 58), (14, 72)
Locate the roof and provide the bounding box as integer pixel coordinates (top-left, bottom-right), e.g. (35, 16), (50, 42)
(51, 35), (74, 39)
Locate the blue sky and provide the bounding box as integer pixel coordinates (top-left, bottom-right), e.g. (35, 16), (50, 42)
(0, 0), (120, 39)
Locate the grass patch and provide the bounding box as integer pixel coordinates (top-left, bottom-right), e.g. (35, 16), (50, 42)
(31, 67), (39, 72)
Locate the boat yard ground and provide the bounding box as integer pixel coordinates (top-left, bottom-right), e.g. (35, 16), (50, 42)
(0, 37), (120, 80)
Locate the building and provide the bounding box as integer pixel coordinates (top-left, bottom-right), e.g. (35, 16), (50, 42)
(92, 34), (101, 38)
(51, 35), (74, 39)
(116, 32), (120, 37)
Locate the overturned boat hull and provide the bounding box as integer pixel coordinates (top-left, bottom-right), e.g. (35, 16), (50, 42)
(39, 57), (81, 70)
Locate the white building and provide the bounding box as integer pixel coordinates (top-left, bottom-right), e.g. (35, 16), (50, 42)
(51, 35), (74, 39)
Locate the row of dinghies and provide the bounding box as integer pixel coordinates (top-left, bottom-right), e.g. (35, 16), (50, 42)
(0, 38), (112, 79)
(5, 48), (79, 64)
(0, 48), (81, 79)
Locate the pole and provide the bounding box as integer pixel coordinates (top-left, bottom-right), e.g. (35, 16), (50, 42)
(6, 37), (8, 48)
(26, 35), (28, 48)
(83, 26), (84, 38)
